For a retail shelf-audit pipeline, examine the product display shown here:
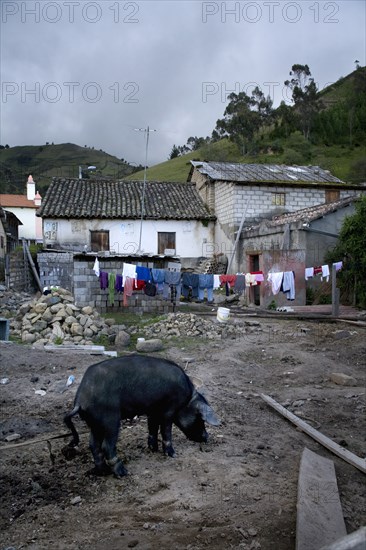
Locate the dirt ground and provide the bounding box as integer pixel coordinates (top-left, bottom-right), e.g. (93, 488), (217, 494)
(0, 313), (365, 550)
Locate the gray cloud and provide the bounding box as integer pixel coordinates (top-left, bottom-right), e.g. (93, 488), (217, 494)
(1, 0), (365, 165)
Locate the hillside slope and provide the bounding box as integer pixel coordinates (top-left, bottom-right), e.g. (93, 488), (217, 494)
(0, 143), (140, 194)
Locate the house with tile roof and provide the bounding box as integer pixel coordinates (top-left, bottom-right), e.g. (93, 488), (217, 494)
(36, 178), (216, 268)
(0, 176), (42, 243)
(239, 196), (359, 307)
(188, 161), (366, 276)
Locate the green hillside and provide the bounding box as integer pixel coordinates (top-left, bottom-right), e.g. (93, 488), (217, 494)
(0, 143), (142, 194)
(128, 67), (366, 184)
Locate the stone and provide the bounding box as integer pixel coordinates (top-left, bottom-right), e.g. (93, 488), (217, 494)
(22, 332), (36, 343)
(50, 303), (64, 313)
(78, 315), (88, 327)
(83, 328), (94, 338)
(33, 303), (48, 314)
(65, 316), (77, 325)
(332, 330), (352, 340)
(136, 338), (164, 352)
(70, 323), (83, 336)
(81, 306), (94, 315)
(330, 373), (357, 386)
(115, 330), (131, 348)
(4, 433), (21, 442)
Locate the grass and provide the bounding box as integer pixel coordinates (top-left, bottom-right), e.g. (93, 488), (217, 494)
(126, 138), (365, 184)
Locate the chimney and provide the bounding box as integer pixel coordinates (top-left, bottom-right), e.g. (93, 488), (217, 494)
(34, 191), (42, 206)
(27, 175), (36, 201)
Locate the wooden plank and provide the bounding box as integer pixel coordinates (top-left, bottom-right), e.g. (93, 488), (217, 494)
(320, 526), (366, 550)
(261, 394), (366, 474)
(296, 448), (347, 550)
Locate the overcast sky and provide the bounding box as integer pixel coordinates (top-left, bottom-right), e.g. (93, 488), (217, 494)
(1, 0), (365, 166)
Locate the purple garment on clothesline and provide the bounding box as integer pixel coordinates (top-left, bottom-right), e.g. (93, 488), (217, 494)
(99, 271), (108, 290)
(115, 274), (123, 292)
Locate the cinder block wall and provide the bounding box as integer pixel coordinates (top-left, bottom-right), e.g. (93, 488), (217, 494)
(38, 253), (173, 314)
(38, 252), (74, 291)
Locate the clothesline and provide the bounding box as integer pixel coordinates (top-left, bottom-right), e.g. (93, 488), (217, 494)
(92, 258), (343, 306)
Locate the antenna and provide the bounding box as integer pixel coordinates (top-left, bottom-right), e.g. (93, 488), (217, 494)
(134, 126), (157, 253)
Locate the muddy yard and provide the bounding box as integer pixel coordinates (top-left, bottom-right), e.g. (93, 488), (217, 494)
(0, 312), (365, 550)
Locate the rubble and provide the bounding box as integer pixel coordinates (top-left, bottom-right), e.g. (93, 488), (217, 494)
(7, 288), (117, 347)
(138, 312), (260, 341)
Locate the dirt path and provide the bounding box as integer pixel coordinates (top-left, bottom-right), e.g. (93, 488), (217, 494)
(0, 316), (365, 549)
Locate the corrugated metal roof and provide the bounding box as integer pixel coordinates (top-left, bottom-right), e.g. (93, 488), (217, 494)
(190, 161), (344, 184)
(37, 178), (215, 221)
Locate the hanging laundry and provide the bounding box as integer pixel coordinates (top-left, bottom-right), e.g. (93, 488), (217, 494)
(267, 272), (283, 295)
(219, 275), (237, 289)
(99, 271), (108, 290)
(136, 265), (151, 282)
(144, 281), (157, 297)
(115, 274), (123, 292)
(163, 271), (182, 301)
(122, 263), (137, 286)
(333, 261), (343, 271)
(181, 273), (199, 299)
(93, 257), (100, 277)
(233, 274), (245, 294)
(282, 271), (295, 300)
(213, 274), (221, 290)
(313, 266), (322, 276)
(252, 271), (264, 284)
(135, 280), (146, 291)
(245, 273), (257, 287)
(151, 268), (165, 294)
(321, 265), (330, 282)
(123, 276), (135, 307)
(305, 267), (314, 280)
(198, 274), (214, 302)
(108, 273), (116, 305)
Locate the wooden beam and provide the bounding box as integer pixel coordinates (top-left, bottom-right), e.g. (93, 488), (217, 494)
(261, 393), (366, 474)
(296, 448), (347, 550)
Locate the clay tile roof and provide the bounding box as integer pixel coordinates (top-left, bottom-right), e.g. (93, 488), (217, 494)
(0, 194), (37, 208)
(190, 161), (345, 184)
(36, 178), (215, 221)
(270, 196), (357, 226)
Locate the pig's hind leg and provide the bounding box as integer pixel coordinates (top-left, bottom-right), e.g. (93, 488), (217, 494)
(89, 430), (111, 476)
(100, 420), (128, 478)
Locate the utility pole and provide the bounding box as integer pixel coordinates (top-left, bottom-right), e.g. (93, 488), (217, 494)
(134, 126), (157, 253)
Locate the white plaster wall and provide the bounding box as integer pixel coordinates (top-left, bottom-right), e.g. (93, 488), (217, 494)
(4, 207), (38, 240)
(42, 217), (214, 258)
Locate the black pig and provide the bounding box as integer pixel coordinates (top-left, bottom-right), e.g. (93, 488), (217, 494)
(64, 355), (220, 477)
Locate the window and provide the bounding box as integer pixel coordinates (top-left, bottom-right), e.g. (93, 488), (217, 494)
(90, 230), (109, 252)
(272, 193), (286, 206)
(325, 190), (340, 203)
(158, 232), (176, 255)
(0, 236), (4, 249)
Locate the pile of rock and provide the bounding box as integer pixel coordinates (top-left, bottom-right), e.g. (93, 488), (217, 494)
(0, 286), (34, 318)
(138, 312), (261, 341)
(9, 288), (117, 346)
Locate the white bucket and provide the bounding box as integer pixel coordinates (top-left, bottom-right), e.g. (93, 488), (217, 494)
(217, 307), (231, 323)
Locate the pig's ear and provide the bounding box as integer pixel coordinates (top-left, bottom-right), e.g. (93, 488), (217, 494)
(196, 401), (221, 426)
